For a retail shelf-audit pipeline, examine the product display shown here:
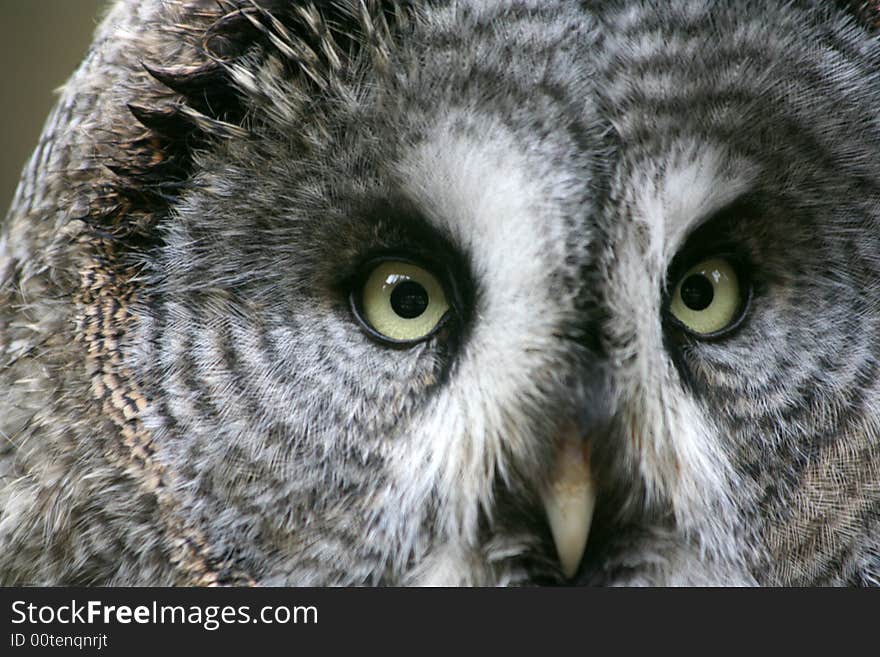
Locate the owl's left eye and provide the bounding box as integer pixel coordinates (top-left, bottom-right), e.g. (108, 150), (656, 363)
(668, 256), (749, 338)
(351, 259), (452, 345)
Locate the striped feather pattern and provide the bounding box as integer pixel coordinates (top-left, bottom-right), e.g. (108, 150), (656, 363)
(1, 0), (880, 585)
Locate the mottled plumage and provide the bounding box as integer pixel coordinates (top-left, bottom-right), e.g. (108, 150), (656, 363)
(2, 0), (880, 585)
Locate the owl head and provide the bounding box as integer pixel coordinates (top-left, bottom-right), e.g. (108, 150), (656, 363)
(2, 0), (880, 586)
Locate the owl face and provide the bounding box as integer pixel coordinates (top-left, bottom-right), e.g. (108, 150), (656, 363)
(115, 0), (880, 586)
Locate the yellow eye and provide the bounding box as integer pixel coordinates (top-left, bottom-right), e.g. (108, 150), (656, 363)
(358, 261), (450, 343)
(669, 257), (744, 336)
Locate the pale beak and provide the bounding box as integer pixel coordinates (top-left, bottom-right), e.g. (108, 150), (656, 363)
(541, 426), (596, 579)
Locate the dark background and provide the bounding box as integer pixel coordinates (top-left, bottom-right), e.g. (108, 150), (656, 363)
(1, 0), (105, 217)
(0, 586), (855, 653)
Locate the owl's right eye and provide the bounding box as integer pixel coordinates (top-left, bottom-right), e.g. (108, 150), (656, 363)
(351, 259), (452, 345)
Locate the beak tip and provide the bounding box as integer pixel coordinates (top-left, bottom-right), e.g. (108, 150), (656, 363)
(560, 553), (583, 580)
(542, 437), (596, 580)
(545, 491), (595, 579)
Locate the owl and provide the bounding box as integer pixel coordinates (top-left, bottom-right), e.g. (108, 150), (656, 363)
(1, 0), (879, 587)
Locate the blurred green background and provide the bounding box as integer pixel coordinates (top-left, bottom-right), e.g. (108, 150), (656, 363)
(1, 0), (106, 216)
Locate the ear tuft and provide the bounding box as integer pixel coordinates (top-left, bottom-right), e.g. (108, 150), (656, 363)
(100, 1), (415, 242)
(200, 1), (414, 95)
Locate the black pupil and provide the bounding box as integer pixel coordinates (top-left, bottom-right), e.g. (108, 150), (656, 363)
(680, 274), (714, 311)
(390, 280), (429, 319)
